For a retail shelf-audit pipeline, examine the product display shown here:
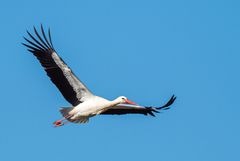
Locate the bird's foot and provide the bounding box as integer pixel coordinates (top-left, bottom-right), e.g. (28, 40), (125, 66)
(53, 120), (68, 127)
(53, 115), (72, 127)
(53, 120), (64, 127)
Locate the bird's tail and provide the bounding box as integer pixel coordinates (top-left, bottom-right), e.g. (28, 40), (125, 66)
(59, 107), (74, 119)
(59, 107), (90, 124)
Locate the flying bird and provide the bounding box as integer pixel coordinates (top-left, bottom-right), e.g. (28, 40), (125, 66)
(22, 25), (176, 127)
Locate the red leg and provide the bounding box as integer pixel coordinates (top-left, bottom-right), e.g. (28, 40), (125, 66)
(53, 114), (72, 127)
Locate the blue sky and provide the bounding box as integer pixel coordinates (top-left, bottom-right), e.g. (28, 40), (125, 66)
(0, 0), (239, 161)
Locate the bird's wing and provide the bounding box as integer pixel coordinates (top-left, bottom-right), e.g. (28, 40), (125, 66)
(22, 25), (93, 106)
(101, 95), (176, 116)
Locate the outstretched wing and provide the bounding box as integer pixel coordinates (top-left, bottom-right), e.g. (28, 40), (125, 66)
(101, 95), (176, 116)
(22, 25), (93, 106)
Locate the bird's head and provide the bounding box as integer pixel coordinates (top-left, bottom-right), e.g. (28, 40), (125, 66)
(116, 96), (137, 105)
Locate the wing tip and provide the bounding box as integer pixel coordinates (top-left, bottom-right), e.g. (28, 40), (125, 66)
(145, 94), (177, 116)
(22, 24), (55, 52)
(156, 94), (177, 110)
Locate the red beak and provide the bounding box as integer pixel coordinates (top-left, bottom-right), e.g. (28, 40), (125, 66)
(125, 99), (137, 105)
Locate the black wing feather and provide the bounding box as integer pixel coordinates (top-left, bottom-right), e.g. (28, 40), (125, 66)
(102, 108), (154, 116)
(40, 25), (53, 49)
(48, 28), (55, 50)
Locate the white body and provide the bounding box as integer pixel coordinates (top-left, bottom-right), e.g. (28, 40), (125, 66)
(62, 96), (124, 123)
(70, 96), (113, 118)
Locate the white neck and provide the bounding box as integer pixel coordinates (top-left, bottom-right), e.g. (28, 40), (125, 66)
(109, 98), (122, 107)
(99, 97), (123, 112)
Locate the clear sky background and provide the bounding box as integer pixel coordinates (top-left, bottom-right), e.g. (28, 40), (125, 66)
(0, 0), (239, 161)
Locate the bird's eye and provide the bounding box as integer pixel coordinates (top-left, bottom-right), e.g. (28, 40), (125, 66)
(122, 98), (125, 100)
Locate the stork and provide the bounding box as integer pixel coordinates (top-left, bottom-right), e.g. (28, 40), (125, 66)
(22, 25), (176, 127)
